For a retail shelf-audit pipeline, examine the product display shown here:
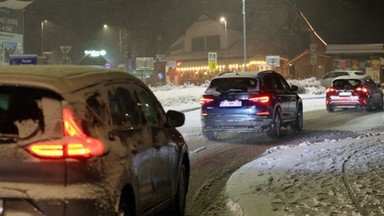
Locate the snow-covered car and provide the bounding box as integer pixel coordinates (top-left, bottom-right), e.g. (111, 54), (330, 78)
(325, 74), (383, 112)
(320, 70), (365, 88)
(0, 65), (189, 216)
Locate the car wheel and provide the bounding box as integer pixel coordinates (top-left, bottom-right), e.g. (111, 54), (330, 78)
(326, 105), (334, 112)
(203, 130), (218, 140)
(267, 109), (282, 138)
(365, 99), (373, 111)
(117, 197), (131, 216)
(171, 164), (187, 216)
(377, 97), (384, 111)
(291, 105), (303, 132)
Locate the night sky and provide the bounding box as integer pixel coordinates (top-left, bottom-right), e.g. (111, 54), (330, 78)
(22, 0), (384, 64)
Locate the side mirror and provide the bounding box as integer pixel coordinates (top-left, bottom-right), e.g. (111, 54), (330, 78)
(291, 85), (298, 92)
(166, 110), (185, 128)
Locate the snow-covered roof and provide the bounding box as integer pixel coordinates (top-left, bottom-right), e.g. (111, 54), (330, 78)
(0, 65), (137, 95)
(0, 0), (33, 10)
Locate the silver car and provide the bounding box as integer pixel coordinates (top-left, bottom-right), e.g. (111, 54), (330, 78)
(0, 65), (189, 216)
(320, 70), (365, 88)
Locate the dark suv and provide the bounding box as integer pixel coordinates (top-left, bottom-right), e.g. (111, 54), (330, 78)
(0, 65), (189, 216)
(200, 71), (303, 140)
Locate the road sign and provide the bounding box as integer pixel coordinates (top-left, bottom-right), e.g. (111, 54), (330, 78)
(9, 54), (37, 65)
(136, 57), (154, 70)
(104, 62), (112, 69)
(310, 54), (317, 65)
(208, 52), (217, 71)
(266, 55), (280, 66)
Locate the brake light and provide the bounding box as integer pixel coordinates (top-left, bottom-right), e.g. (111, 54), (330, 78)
(356, 87), (368, 93)
(200, 97), (214, 104)
(248, 96), (269, 104)
(27, 108), (104, 159)
(326, 87), (335, 93)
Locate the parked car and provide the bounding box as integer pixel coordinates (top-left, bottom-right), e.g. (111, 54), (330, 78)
(325, 74), (383, 112)
(200, 70), (303, 140)
(320, 70), (365, 88)
(0, 65), (189, 216)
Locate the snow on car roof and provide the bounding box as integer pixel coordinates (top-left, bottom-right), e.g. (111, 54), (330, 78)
(213, 70), (277, 79)
(332, 74), (370, 81)
(0, 65), (138, 94)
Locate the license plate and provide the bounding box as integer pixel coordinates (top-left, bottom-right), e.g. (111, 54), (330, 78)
(219, 100), (242, 107)
(339, 92), (352, 96)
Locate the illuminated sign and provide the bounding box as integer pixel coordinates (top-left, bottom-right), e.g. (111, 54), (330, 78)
(84, 50), (107, 57)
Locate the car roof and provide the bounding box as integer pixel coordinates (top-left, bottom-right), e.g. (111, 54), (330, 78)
(213, 70), (279, 79)
(0, 65), (140, 95)
(332, 74), (371, 81)
(329, 70), (364, 73)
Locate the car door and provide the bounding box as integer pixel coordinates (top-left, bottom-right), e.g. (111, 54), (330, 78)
(110, 84), (155, 210)
(132, 84), (178, 205)
(366, 78), (382, 105)
(271, 75), (297, 120)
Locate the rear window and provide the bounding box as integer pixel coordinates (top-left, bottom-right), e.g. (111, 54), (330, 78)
(0, 86), (61, 142)
(208, 78), (258, 92)
(332, 79), (361, 89)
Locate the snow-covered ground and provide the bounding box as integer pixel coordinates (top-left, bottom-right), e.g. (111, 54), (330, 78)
(151, 78), (384, 216)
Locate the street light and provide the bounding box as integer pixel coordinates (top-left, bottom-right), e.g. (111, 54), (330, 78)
(220, 17), (228, 71)
(103, 24), (124, 64)
(242, 0), (247, 71)
(41, 20), (47, 55)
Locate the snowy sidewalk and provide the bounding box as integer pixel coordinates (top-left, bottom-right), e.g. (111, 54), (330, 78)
(226, 132), (384, 216)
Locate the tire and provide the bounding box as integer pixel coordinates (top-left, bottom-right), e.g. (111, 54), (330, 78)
(377, 97), (383, 111)
(266, 109), (282, 138)
(117, 197), (131, 216)
(326, 105), (334, 112)
(291, 105), (303, 132)
(171, 164), (187, 216)
(203, 130), (218, 140)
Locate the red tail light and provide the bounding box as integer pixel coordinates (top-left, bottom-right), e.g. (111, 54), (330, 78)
(326, 87), (335, 93)
(356, 87), (368, 93)
(248, 96), (269, 104)
(200, 96), (214, 104)
(27, 108), (104, 159)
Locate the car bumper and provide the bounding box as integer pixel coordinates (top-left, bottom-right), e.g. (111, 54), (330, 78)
(0, 184), (116, 216)
(327, 96), (366, 109)
(201, 115), (272, 132)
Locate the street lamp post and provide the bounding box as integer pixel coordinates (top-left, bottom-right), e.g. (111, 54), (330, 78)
(41, 20), (47, 55)
(220, 17), (228, 71)
(242, 0), (247, 71)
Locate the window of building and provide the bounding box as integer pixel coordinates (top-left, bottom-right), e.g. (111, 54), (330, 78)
(192, 37), (205, 52)
(191, 35), (220, 52)
(206, 35), (220, 50)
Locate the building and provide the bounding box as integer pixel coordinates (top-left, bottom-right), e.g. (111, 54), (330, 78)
(0, 0), (33, 65)
(165, 15), (284, 85)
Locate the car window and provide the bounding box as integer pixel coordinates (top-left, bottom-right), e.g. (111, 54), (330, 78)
(333, 79), (361, 88)
(277, 76), (291, 91)
(134, 86), (165, 127)
(365, 79), (377, 88)
(114, 87), (144, 127)
(209, 78), (257, 92)
(0, 86), (62, 141)
(268, 76), (284, 90)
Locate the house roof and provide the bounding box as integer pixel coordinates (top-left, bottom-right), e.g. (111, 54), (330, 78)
(326, 44), (384, 55)
(0, 0), (33, 10)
